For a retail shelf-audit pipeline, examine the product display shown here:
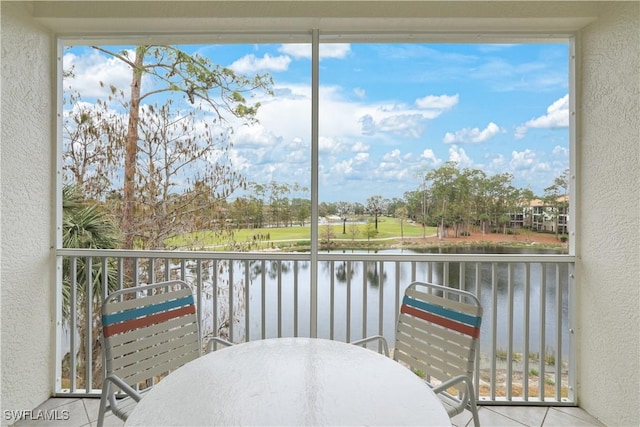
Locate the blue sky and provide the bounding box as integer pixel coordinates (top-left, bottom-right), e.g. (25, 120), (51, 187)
(63, 41), (569, 203)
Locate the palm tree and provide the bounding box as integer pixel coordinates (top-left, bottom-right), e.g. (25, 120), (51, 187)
(62, 185), (121, 389)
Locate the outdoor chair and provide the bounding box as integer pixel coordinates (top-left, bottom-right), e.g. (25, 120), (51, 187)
(352, 281), (483, 426)
(97, 280), (202, 427)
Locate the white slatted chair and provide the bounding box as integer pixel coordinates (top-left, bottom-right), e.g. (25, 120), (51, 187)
(352, 281), (483, 426)
(97, 280), (201, 427)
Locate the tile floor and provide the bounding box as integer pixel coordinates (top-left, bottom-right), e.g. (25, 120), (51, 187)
(11, 397), (607, 427)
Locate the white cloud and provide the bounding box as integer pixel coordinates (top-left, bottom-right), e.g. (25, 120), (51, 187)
(415, 94), (459, 110)
(443, 122), (502, 144)
(354, 87), (366, 98)
(382, 149), (402, 162)
(278, 43), (351, 60)
(353, 152), (370, 164)
(63, 49), (133, 99)
(448, 145), (474, 168)
(419, 149), (442, 168)
(229, 53), (291, 73)
(515, 94), (569, 139)
(352, 141), (369, 152)
(510, 149), (538, 170)
(552, 145), (569, 157)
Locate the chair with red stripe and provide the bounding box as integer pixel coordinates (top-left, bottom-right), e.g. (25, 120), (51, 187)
(352, 281), (483, 426)
(97, 280), (201, 427)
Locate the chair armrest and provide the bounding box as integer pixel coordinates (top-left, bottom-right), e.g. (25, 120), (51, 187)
(104, 374), (143, 402)
(431, 374), (471, 395)
(206, 336), (234, 353)
(350, 335), (390, 357)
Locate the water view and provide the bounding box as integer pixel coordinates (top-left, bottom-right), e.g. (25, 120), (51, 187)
(200, 247), (570, 358)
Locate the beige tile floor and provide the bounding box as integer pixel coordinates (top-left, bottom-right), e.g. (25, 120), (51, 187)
(10, 397), (607, 427)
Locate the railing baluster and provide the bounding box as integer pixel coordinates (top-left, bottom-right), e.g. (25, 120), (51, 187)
(555, 263), (562, 400)
(330, 261), (335, 340)
(378, 261), (384, 342)
(212, 259), (218, 342)
(261, 260), (266, 339)
(293, 260), (298, 337)
(490, 262), (498, 402)
(539, 263), (547, 402)
(85, 256), (93, 392)
(228, 260), (234, 342)
(346, 261), (352, 343)
(362, 261), (367, 339)
(70, 257), (77, 393)
(196, 259), (203, 346)
(277, 260), (282, 337)
(507, 263), (514, 401)
(523, 263), (531, 401)
(244, 260), (250, 342)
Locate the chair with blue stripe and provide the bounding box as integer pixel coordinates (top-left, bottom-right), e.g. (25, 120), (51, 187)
(352, 281), (483, 426)
(97, 280), (201, 427)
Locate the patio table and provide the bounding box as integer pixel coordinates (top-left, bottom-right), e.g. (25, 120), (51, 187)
(124, 337), (451, 426)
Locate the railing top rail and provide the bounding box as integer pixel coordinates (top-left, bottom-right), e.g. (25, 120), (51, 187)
(55, 248), (574, 264)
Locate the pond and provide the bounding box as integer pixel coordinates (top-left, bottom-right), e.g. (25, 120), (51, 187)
(212, 246), (570, 358)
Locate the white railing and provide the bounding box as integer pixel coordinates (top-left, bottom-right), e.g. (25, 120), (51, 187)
(55, 248), (576, 405)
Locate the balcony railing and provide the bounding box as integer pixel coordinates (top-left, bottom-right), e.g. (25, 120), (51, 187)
(55, 248), (576, 406)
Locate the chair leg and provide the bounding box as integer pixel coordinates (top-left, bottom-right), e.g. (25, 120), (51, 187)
(97, 381), (110, 427)
(466, 381), (481, 427)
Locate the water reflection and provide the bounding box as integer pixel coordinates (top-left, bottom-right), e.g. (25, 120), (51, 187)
(205, 247), (570, 358)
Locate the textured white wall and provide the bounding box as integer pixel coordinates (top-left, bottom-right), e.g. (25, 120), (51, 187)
(577, 3), (640, 425)
(1, 2), (55, 415)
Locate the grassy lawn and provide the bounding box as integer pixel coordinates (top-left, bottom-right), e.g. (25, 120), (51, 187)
(166, 217), (437, 249)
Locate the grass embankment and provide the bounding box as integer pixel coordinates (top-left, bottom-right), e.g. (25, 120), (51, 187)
(167, 217), (566, 252)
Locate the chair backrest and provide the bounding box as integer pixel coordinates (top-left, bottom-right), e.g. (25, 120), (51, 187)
(101, 280), (201, 391)
(393, 281), (482, 390)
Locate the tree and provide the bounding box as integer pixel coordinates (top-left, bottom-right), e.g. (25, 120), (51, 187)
(62, 91), (125, 200)
(62, 185), (121, 388)
(335, 201), (352, 234)
(544, 169), (570, 239)
(135, 100), (245, 249)
(425, 162), (459, 239)
(91, 45), (273, 249)
(321, 223), (335, 250)
(395, 206), (408, 241)
(366, 195), (387, 230)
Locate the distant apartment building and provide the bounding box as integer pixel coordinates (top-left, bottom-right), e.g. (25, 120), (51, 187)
(511, 196), (569, 234)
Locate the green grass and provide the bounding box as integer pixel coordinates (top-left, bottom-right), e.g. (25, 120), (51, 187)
(166, 217), (437, 250)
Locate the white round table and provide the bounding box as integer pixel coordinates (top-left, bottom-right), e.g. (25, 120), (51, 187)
(125, 337), (451, 426)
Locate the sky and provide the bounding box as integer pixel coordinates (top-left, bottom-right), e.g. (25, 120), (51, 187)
(63, 41), (570, 203)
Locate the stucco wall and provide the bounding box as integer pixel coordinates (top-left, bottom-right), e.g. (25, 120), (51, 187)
(577, 3), (640, 426)
(1, 2), (55, 416)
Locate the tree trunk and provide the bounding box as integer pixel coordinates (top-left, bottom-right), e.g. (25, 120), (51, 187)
(123, 47), (145, 249)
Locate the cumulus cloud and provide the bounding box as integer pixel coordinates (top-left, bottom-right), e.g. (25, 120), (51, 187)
(352, 141), (369, 152)
(443, 122), (502, 144)
(229, 53), (291, 73)
(278, 43), (351, 60)
(415, 94), (459, 110)
(510, 149), (538, 170)
(448, 145), (474, 168)
(419, 149), (442, 167)
(63, 49), (133, 99)
(357, 94), (457, 139)
(515, 94), (569, 139)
